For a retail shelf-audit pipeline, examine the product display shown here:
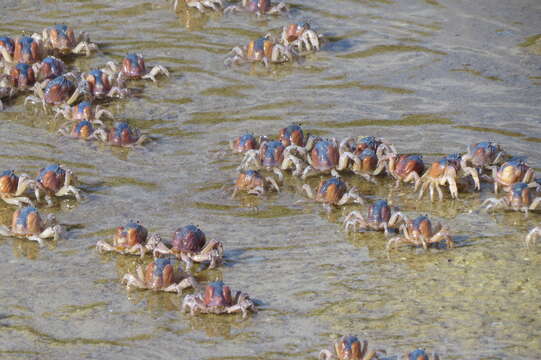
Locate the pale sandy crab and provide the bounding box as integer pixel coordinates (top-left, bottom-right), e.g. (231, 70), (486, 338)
(281, 23), (322, 53)
(32, 24), (97, 56)
(418, 153), (478, 201)
(224, 35), (294, 67)
(319, 335), (386, 360)
(121, 257), (197, 294)
(302, 176), (364, 210)
(0, 170), (34, 206)
(460, 141), (506, 190)
(95, 122), (148, 147)
(374, 153), (425, 190)
(152, 225), (224, 271)
(0, 206), (63, 246)
(54, 101), (112, 125)
(481, 182), (541, 215)
(105, 53), (169, 84)
(387, 215), (454, 250)
(96, 221), (161, 258)
(224, 0), (288, 16)
(491, 158), (536, 194)
(34, 164), (81, 206)
(173, 0), (223, 12)
(232, 169), (280, 197)
(525, 227), (541, 247)
(344, 199), (407, 235)
(182, 281), (257, 318)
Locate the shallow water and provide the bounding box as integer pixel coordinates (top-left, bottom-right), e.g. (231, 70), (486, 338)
(0, 0), (540, 359)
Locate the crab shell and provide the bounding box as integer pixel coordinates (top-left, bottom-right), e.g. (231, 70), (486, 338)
(408, 349), (430, 360)
(70, 120), (94, 139)
(0, 37), (15, 59)
(259, 141), (285, 168)
(203, 281), (233, 307)
(122, 53), (146, 79)
(73, 102), (95, 121)
(247, 37), (274, 61)
(368, 199), (392, 224)
(14, 36), (42, 64)
(311, 140), (339, 171)
(468, 142), (500, 167)
(0, 170), (19, 195)
(426, 154), (461, 178)
(85, 69), (112, 97)
(335, 335), (362, 360)
(394, 155), (424, 179)
(38, 57), (65, 80)
(235, 170), (266, 191)
(107, 123), (140, 146)
(114, 222), (148, 248)
(354, 136), (382, 153)
(44, 75), (76, 105)
(232, 134), (258, 153)
(37, 165), (66, 193)
(285, 23), (310, 42)
(47, 25), (78, 51)
(247, 0), (272, 12)
(408, 216), (434, 237)
(11, 207), (46, 235)
(354, 148), (378, 172)
(315, 177), (347, 203)
(10, 63), (35, 88)
(279, 124), (304, 146)
(171, 224), (207, 254)
(509, 182), (533, 208)
(144, 258), (175, 290)
(496, 159), (530, 186)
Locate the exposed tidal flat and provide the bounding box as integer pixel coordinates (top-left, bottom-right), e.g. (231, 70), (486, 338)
(0, 0), (540, 359)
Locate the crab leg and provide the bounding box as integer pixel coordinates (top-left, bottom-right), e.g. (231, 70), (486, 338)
(0, 225), (12, 236)
(343, 211), (367, 232)
(142, 65), (170, 82)
(121, 273), (146, 290)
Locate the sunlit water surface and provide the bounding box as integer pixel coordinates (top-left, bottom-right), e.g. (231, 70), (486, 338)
(0, 0), (540, 359)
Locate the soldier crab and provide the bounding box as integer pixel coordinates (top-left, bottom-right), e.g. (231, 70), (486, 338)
(95, 122), (148, 147)
(32, 24), (97, 56)
(224, 0), (288, 16)
(230, 133), (262, 154)
(386, 215), (454, 250)
(0, 206), (63, 246)
(239, 139), (287, 182)
(0, 75), (16, 111)
(25, 74), (83, 110)
(121, 257), (197, 294)
(34, 164), (81, 206)
(153, 225), (224, 271)
(374, 153), (425, 190)
(224, 35), (294, 67)
(460, 141), (506, 190)
(281, 23), (321, 53)
(344, 199), (406, 235)
(81, 69), (128, 100)
(57, 120), (106, 140)
(54, 101), (112, 125)
(481, 182), (541, 215)
(491, 158), (536, 194)
(0, 170), (34, 206)
(1, 36), (44, 65)
(418, 154), (478, 201)
(302, 176), (364, 209)
(232, 169), (280, 197)
(8, 63), (36, 90)
(182, 281), (256, 318)
(319, 335), (386, 360)
(105, 53), (169, 84)
(407, 349), (440, 360)
(33, 56), (66, 83)
(96, 221), (161, 258)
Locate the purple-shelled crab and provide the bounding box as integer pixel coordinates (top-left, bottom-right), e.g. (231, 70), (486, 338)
(224, 35), (294, 67)
(387, 215), (454, 250)
(32, 24), (97, 56)
(302, 176), (364, 209)
(232, 169), (280, 197)
(0, 170), (34, 206)
(344, 199), (407, 235)
(482, 182), (541, 215)
(224, 0), (287, 16)
(105, 53), (169, 84)
(96, 221), (161, 258)
(319, 335), (386, 360)
(34, 164), (81, 206)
